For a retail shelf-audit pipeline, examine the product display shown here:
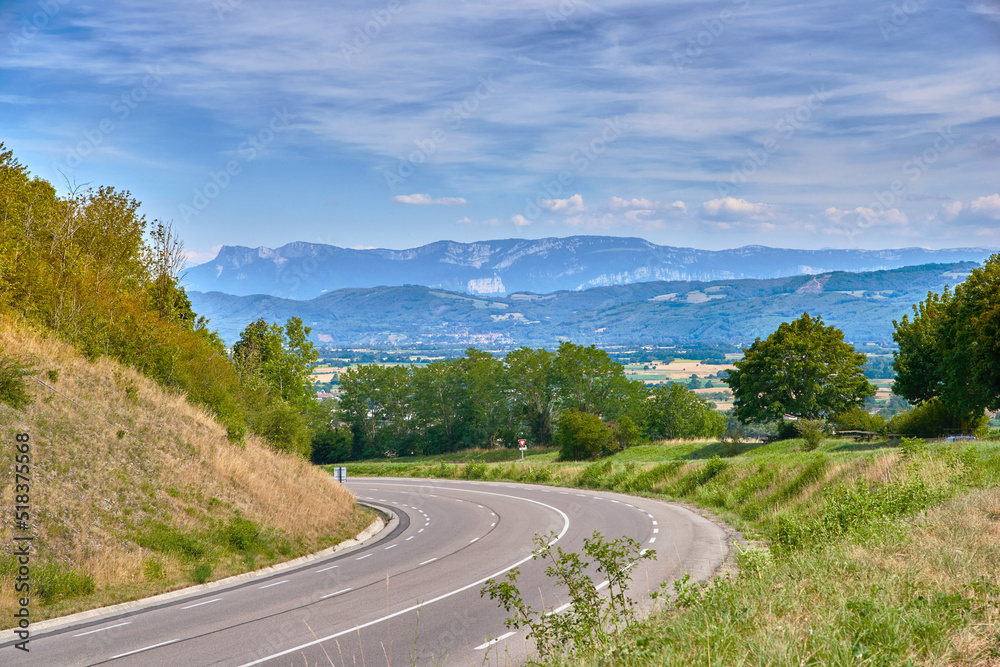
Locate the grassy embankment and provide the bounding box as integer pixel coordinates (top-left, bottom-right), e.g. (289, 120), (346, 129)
(0, 317), (372, 627)
(342, 436), (1000, 665)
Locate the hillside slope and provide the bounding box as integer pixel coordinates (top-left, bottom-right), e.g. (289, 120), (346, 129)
(189, 262), (979, 347)
(0, 316), (370, 625)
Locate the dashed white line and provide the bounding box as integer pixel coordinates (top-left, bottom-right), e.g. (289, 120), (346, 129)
(405, 536), (415, 541)
(259, 580), (288, 589)
(418, 528), (424, 533)
(652, 520), (658, 526)
(490, 522), (496, 527)
(385, 544), (397, 550)
(181, 598), (221, 610)
(470, 537), (479, 543)
(109, 639), (179, 660)
(73, 622), (130, 637)
(320, 588), (352, 599)
(356, 554), (372, 560)
(475, 631), (516, 649)
(420, 558), (437, 565)
(596, 580), (609, 590)
(316, 565), (338, 573)
(653, 528), (659, 534)
(649, 537), (656, 543)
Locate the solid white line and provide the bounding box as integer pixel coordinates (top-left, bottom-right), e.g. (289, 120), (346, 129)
(420, 558), (437, 565)
(385, 544), (397, 550)
(320, 588), (352, 599)
(181, 598), (221, 610)
(259, 580), (288, 589)
(238, 486), (571, 667)
(316, 565), (339, 573)
(475, 631), (516, 650)
(73, 622), (130, 637)
(356, 554), (372, 560)
(109, 639), (179, 660)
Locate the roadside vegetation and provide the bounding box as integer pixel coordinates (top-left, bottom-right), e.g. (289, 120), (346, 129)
(345, 434), (1000, 664)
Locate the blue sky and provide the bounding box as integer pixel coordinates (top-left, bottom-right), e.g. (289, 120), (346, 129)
(2, 0), (998, 263)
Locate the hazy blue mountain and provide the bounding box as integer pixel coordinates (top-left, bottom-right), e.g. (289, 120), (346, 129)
(183, 236), (994, 299)
(188, 262), (977, 348)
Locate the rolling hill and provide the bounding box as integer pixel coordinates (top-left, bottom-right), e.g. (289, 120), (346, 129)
(187, 262), (978, 348)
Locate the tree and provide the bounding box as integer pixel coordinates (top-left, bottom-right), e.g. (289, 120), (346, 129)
(337, 363), (412, 458)
(725, 313), (875, 423)
(231, 317), (319, 411)
(892, 253), (1000, 430)
(645, 383), (725, 440)
(506, 347), (558, 446)
(556, 409), (612, 461)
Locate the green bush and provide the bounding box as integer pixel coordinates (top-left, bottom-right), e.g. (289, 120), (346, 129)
(192, 562), (213, 584)
(888, 398), (988, 438)
(0, 354), (33, 410)
(796, 419), (828, 451)
(832, 406), (887, 433)
(556, 409), (612, 461)
(251, 399), (312, 457)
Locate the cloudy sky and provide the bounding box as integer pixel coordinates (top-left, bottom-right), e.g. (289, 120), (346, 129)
(2, 0), (998, 262)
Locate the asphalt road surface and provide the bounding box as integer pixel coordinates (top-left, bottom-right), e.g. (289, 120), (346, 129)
(1, 478), (733, 666)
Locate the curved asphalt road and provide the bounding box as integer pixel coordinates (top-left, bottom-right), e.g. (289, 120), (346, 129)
(1, 479), (732, 666)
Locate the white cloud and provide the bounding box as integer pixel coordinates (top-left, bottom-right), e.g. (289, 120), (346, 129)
(939, 201), (963, 220)
(183, 244), (223, 266)
(969, 193), (1000, 220)
(511, 214), (532, 227)
(392, 194), (467, 205)
(540, 194), (586, 214)
(699, 197), (778, 221)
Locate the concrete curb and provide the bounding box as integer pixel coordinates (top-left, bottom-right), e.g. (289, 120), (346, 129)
(1, 510), (393, 640)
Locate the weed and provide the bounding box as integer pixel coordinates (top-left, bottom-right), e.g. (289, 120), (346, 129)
(34, 563), (96, 604)
(191, 563), (212, 584)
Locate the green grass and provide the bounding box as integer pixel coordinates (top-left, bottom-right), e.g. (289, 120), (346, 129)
(343, 437), (1000, 665)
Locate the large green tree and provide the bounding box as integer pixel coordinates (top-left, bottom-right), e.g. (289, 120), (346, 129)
(725, 312), (875, 423)
(893, 253), (1000, 427)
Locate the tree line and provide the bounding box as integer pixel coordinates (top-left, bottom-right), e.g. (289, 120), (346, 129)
(328, 342), (725, 462)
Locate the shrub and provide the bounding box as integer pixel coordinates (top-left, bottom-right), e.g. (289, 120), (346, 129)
(557, 409), (612, 461)
(796, 419), (828, 450)
(832, 406), (887, 434)
(192, 563), (213, 584)
(0, 353), (33, 410)
(888, 398), (988, 438)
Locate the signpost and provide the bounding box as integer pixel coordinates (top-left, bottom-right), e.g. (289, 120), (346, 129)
(518, 439), (527, 460)
(333, 466), (347, 483)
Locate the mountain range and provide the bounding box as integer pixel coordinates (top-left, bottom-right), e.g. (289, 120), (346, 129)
(183, 237), (994, 299)
(188, 262), (978, 349)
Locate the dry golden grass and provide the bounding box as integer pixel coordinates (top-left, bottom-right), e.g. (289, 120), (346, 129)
(0, 315), (369, 624)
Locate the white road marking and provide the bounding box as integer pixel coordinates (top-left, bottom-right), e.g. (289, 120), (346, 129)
(181, 598), (221, 610)
(239, 485), (572, 667)
(109, 639), (179, 660)
(259, 580), (288, 589)
(475, 631), (515, 650)
(420, 558), (437, 565)
(490, 522), (496, 527)
(610, 499), (620, 504)
(652, 520), (658, 526)
(316, 565), (338, 573)
(320, 588), (352, 599)
(470, 537), (479, 543)
(356, 554), (372, 560)
(385, 544), (397, 550)
(405, 536), (415, 541)
(73, 622), (130, 637)
(546, 602), (572, 616)
(596, 580), (609, 590)
(653, 528), (659, 533)
(649, 537), (656, 543)
(418, 528), (424, 533)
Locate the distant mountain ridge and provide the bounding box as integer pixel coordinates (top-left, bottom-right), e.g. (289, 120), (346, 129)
(188, 261), (978, 348)
(183, 236), (995, 299)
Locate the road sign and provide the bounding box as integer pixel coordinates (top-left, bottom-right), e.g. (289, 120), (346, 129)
(518, 439), (527, 450)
